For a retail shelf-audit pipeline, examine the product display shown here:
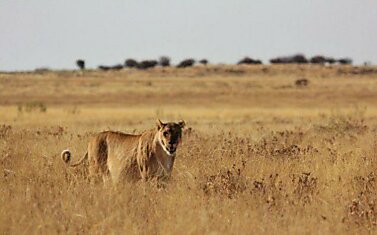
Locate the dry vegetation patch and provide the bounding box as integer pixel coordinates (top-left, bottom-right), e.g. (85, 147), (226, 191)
(1, 66), (377, 234)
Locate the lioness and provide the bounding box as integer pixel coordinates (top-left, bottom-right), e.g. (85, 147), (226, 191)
(61, 119), (185, 183)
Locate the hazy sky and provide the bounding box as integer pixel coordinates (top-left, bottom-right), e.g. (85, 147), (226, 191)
(1, 0), (376, 71)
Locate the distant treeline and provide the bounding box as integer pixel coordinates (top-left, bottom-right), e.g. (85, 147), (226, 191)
(75, 54), (354, 71)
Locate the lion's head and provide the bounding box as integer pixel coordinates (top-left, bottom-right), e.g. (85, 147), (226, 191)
(157, 119), (185, 156)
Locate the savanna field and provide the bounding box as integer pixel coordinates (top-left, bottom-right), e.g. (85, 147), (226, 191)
(1, 64), (377, 234)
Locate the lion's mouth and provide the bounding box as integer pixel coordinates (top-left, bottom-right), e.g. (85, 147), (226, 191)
(167, 146), (176, 155)
(168, 149), (176, 154)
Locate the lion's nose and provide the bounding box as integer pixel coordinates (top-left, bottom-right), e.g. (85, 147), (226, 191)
(169, 140), (175, 145)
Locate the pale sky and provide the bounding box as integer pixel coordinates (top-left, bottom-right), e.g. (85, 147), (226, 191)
(1, 0), (376, 71)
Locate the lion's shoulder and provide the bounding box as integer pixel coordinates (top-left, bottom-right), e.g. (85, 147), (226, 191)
(138, 129), (157, 145)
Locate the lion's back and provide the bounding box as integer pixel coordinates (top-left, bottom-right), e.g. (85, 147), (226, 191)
(87, 131), (140, 163)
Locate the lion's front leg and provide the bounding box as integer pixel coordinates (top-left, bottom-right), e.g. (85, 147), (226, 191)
(136, 147), (149, 182)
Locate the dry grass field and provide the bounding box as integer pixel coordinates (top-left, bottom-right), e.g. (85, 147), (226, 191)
(1, 64), (377, 234)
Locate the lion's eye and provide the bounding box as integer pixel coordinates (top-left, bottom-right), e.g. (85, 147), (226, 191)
(163, 131), (168, 137)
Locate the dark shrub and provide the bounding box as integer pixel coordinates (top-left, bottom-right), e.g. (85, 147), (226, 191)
(338, 58), (353, 65)
(177, 59), (195, 68)
(199, 59), (208, 65)
(76, 59), (85, 70)
(310, 56), (327, 64)
(98, 64), (123, 71)
(125, 59), (139, 68)
(237, 57), (262, 65)
(292, 54), (309, 64)
(325, 57), (336, 64)
(159, 56), (171, 67)
(137, 60), (158, 70)
(311, 56), (340, 65)
(98, 65), (111, 71)
(110, 64), (124, 70)
(270, 54), (308, 64)
(270, 58), (282, 64)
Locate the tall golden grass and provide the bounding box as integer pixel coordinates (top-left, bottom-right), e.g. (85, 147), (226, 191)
(1, 65), (377, 234)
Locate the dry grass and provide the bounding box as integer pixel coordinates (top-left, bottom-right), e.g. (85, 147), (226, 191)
(1, 65), (377, 234)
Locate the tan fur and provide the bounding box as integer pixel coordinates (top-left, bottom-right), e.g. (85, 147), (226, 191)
(61, 120), (185, 183)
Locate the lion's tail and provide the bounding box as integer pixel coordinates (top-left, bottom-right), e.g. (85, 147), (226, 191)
(61, 149), (88, 167)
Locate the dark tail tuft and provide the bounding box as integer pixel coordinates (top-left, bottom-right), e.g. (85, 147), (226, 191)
(61, 149), (71, 164)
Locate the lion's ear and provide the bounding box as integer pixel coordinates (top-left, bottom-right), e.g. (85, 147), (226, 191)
(178, 120), (186, 129)
(156, 119), (165, 130)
